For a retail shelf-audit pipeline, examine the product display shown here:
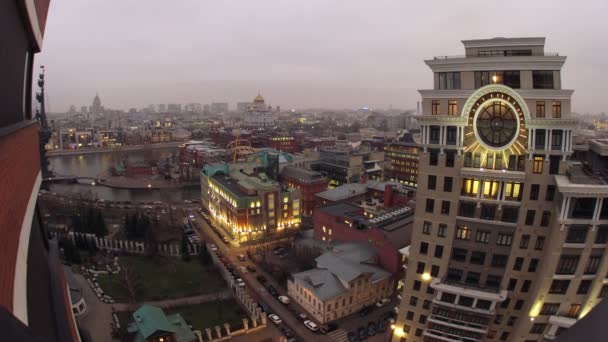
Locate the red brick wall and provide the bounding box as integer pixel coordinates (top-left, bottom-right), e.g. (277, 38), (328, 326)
(0, 124), (40, 313)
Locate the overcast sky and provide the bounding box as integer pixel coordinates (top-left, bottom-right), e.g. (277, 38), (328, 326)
(37, 0), (608, 113)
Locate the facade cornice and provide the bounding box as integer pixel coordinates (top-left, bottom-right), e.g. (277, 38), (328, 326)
(555, 175), (608, 197)
(461, 37), (545, 49)
(415, 116), (468, 126)
(424, 56), (566, 72)
(460, 168), (526, 182)
(418, 89), (574, 100)
(526, 119), (578, 129)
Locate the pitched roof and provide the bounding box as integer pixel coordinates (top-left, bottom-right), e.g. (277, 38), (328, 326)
(128, 305), (196, 342)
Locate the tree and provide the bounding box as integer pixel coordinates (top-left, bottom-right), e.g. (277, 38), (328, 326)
(93, 211), (108, 237)
(145, 221), (158, 258)
(118, 265), (143, 303)
(60, 237), (81, 264)
(71, 214), (83, 232)
(198, 244), (211, 266)
(181, 236), (191, 261)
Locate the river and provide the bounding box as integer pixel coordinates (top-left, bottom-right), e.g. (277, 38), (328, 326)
(47, 147), (201, 202)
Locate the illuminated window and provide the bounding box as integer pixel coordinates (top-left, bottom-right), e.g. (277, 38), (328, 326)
(504, 182), (522, 201)
(448, 100), (458, 116)
(461, 178), (480, 197)
(456, 226), (471, 240)
(256, 201), (261, 208)
(533, 156), (544, 174)
(432, 100), (440, 115)
(323, 226), (326, 233)
(552, 101), (562, 118)
(329, 229), (332, 236)
(483, 180), (499, 199)
(250, 202), (255, 208)
(283, 197), (289, 203)
(536, 101), (545, 118)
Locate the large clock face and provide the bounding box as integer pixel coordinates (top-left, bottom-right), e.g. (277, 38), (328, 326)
(475, 101), (518, 148)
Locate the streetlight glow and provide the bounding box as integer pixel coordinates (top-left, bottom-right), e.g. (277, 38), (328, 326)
(421, 272), (432, 282)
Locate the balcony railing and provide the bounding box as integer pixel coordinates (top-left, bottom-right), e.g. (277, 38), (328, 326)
(433, 52), (559, 60)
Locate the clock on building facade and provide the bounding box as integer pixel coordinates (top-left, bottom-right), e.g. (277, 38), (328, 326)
(463, 86), (529, 170)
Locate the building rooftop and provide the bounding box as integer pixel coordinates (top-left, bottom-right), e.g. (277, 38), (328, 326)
(127, 305), (196, 342)
(292, 242), (391, 301)
(280, 165), (326, 183)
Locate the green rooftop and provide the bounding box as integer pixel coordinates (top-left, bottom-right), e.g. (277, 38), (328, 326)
(127, 304), (197, 342)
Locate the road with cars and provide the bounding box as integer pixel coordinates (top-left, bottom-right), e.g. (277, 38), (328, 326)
(189, 209), (333, 342)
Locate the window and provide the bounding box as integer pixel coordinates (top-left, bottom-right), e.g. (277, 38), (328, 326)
(438, 72), (461, 89)
(525, 210), (536, 225)
(456, 226), (471, 240)
(501, 298), (511, 309)
(441, 200), (451, 215)
(422, 221), (431, 235)
(419, 242), (429, 255)
(507, 316), (517, 327)
(446, 151), (456, 167)
(470, 251), (486, 265)
(521, 280), (532, 292)
(570, 197), (597, 219)
(501, 206), (519, 223)
(549, 155), (560, 174)
(461, 178), (480, 197)
(568, 304), (581, 318)
(438, 224), (447, 237)
(578, 280), (592, 295)
(482, 180), (500, 199)
(555, 254), (579, 274)
(423, 300), (431, 310)
(549, 280), (570, 294)
(415, 328), (423, 337)
(475, 230), (490, 244)
(520, 235), (530, 249)
(429, 149), (439, 165)
(596, 226), (608, 243)
(530, 184), (540, 200)
(419, 315), (427, 324)
(532, 70), (555, 89)
(513, 257), (524, 271)
(443, 177), (453, 192)
(428, 175), (436, 190)
(552, 101), (562, 118)
(540, 303), (560, 316)
(410, 296), (418, 306)
(451, 248), (467, 262)
(533, 155), (544, 174)
(496, 233), (513, 246)
(504, 182), (522, 201)
(448, 100), (458, 115)
(536, 101), (545, 118)
(508, 278), (517, 291)
(541, 211), (551, 226)
(480, 204), (497, 220)
(514, 300), (524, 310)
(413, 281), (421, 291)
(416, 262), (425, 274)
(431, 265), (440, 277)
(434, 245), (444, 258)
(500, 332), (510, 341)
(406, 311), (414, 320)
(487, 275), (502, 289)
(425, 198), (434, 213)
(566, 225), (588, 243)
(546, 185), (556, 201)
(585, 255), (602, 274)
(491, 254), (508, 268)
(474, 71), (520, 88)
(465, 272), (480, 285)
(530, 323), (547, 334)
(528, 259), (539, 272)
(432, 100), (440, 115)
(535, 236), (545, 250)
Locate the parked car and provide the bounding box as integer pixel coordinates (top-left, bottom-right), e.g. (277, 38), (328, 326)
(376, 318), (389, 333)
(357, 326), (367, 340)
(376, 298), (390, 307)
(278, 296), (290, 305)
(304, 320), (319, 332)
(273, 247), (286, 255)
(209, 244), (218, 252)
(347, 331), (360, 342)
(246, 265), (256, 272)
(235, 278), (245, 287)
(256, 275), (267, 284)
(280, 326), (294, 338)
(319, 322), (338, 334)
(221, 236), (229, 244)
(268, 285), (279, 297)
(367, 322), (376, 336)
(238, 254), (246, 261)
(359, 305), (374, 316)
(268, 314), (282, 325)
(296, 313), (308, 322)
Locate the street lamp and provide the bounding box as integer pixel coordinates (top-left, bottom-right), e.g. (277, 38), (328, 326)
(421, 272), (432, 282)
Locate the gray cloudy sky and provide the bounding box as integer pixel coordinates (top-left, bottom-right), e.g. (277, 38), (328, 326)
(37, 0), (608, 113)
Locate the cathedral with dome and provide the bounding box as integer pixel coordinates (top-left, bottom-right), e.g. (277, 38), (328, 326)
(242, 93), (276, 128)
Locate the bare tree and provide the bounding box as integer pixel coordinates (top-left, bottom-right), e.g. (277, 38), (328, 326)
(119, 264), (143, 303)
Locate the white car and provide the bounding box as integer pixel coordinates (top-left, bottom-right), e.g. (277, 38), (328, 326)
(209, 244), (218, 252)
(376, 298), (391, 307)
(278, 296), (290, 305)
(304, 320), (319, 332)
(268, 314), (282, 325)
(235, 278), (246, 287)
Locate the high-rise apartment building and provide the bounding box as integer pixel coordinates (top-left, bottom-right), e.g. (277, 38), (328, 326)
(392, 37), (600, 342)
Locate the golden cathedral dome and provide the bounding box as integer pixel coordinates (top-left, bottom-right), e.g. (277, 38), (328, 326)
(254, 93), (265, 103)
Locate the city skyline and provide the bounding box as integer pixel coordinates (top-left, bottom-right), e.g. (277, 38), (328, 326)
(37, 0), (608, 113)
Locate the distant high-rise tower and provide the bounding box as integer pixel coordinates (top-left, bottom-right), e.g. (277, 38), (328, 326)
(90, 92), (103, 115)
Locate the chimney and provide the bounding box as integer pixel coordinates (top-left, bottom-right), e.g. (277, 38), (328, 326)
(384, 184), (394, 209)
